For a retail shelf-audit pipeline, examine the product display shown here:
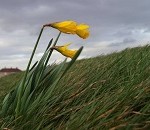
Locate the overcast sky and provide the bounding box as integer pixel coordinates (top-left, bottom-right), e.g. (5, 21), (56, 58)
(0, 0), (150, 70)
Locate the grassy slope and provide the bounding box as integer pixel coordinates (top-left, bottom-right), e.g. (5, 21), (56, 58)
(0, 73), (23, 107)
(0, 45), (150, 129)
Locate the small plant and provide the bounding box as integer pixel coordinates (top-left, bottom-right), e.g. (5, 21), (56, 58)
(0, 20), (90, 129)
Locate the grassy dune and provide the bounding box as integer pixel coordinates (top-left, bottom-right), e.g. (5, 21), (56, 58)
(0, 45), (150, 129)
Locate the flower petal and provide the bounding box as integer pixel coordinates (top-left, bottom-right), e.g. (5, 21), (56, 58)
(76, 24), (90, 39)
(77, 24), (89, 30)
(76, 29), (89, 39)
(50, 21), (77, 34)
(52, 43), (77, 59)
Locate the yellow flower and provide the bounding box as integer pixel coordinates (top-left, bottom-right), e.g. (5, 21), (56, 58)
(44, 20), (90, 39)
(51, 43), (77, 59)
(45, 21), (77, 34)
(76, 24), (90, 39)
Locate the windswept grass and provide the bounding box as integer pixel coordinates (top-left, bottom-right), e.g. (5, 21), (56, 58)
(0, 73), (23, 108)
(0, 45), (150, 129)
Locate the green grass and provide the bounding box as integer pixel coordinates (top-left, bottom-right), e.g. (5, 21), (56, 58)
(0, 73), (23, 108)
(0, 45), (150, 129)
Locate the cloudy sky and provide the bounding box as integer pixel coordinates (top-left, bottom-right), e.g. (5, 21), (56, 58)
(0, 0), (150, 70)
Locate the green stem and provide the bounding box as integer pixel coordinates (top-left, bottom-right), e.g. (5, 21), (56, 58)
(25, 27), (44, 79)
(16, 27), (44, 116)
(44, 32), (61, 67)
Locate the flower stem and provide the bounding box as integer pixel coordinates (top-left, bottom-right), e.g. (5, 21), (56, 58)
(16, 26), (44, 116)
(25, 26), (44, 77)
(44, 31), (61, 66)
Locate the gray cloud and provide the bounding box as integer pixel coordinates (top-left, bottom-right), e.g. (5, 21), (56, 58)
(109, 38), (137, 47)
(0, 0), (150, 69)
